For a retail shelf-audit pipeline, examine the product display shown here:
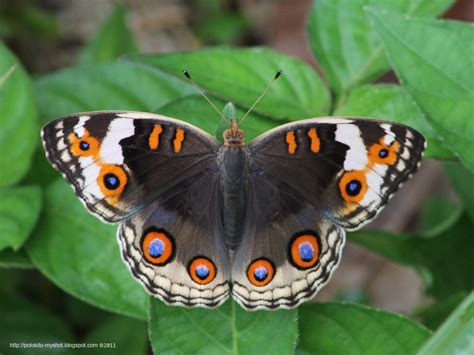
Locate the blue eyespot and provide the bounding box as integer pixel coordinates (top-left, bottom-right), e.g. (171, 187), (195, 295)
(299, 242), (315, 262)
(104, 173), (120, 190)
(148, 239), (165, 257)
(346, 180), (361, 196)
(379, 149), (389, 158)
(79, 141), (90, 150)
(254, 266), (268, 281)
(195, 265), (210, 280)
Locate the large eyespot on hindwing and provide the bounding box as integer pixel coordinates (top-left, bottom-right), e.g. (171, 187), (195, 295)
(141, 228), (175, 266)
(339, 170), (368, 203)
(246, 258), (275, 287)
(288, 231), (321, 270)
(97, 164), (128, 203)
(188, 256), (217, 285)
(68, 129), (100, 158)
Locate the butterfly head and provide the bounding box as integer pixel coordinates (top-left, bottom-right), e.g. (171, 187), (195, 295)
(223, 119), (245, 147)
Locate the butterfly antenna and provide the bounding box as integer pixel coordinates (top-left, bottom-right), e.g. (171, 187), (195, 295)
(240, 69), (282, 124)
(183, 70), (229, 123)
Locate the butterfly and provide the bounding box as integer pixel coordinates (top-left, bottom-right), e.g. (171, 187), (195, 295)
(41, 90), (425, 311)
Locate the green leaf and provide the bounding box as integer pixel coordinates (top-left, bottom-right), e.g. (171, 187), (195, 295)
(418, 292), (474, 355)
(368, 9), (474, 170)
(420, 196), (462, 237)
(0, 42), (38, 187)
(307, 0), (453, 96)
(416, 292), (468, 330)
(0, 248), (32, 269)
(0, 185), (41, 252)
(350, 215), (474, 300)
(84, 315), (148, 355)
(157, 95), (279, 142)
(34, 61), (194, 125)
(149, 299), (297, 354)
(444, 162), (474, 223)
(25, 179), (148, 320)
(0, 290), (74, 354)
(334, 84), (452, 159)
(79, 5), (138, 64)
(126, 47), (330, 119)
(298, 302), (430, 355)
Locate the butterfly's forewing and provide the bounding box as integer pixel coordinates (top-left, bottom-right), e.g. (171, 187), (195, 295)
(248, 118), (425, 229)
(41, 112), (219, 222)
(42, 111), (231, 307)
(231, 118), (425, 309)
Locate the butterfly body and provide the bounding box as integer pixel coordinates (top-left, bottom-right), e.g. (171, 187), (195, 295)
(42, 111), (425, 310)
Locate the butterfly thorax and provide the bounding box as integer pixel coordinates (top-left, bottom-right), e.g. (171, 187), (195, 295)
(219, 145), (249, 249)
(223, 120), (245, 147)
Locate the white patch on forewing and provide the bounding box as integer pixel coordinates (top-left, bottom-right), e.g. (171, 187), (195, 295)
(381, 124), (395, 145)
(335, 124), (368, 171)
(100, 119), (135, 165)
(79, 157), (102, 199)
(74, 115), (90, 137)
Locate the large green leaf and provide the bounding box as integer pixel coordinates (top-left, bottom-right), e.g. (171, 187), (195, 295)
(0, 42), (38, 187)
(25, 179), (148, 319)
(418, 292), (474, 355)
(368, 9), (474, 170)
(34, 61), (194, 125)
(0, 185), (41, 252)
(126, 47), (330, 120)
(84, 315), (148, 354)
(0, 290), (74, 354)
(149, 299), (297, 354)
(350, 215), (474, 300)
(157, 95), (279, 142)
(298, 302), (430, 354)
(334, 84), (452, 159)
(307, 0), (453, 96)
(78, 5), (138, 64)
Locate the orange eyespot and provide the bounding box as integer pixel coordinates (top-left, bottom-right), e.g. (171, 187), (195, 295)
(188, 257), (216, 285)
(149, 124), (163, 150)
(339, 170), (368, 203)
(142, 228), (175, 266)
(68, 129), (100, 158)
(289, 232), (320, 269)
(247, 258), (275, 287)
(368, 137), (400, 165)
(307, 128), (320, 153)
(286, 131), (297, 154)
(97, 164), (128, 204)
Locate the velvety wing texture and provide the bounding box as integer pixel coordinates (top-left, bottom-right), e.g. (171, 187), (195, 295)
(231, 170), (345, 309)
(248, 117), (425, 230)
(118, 171), (231, 308)
(41, 111), (220, 223)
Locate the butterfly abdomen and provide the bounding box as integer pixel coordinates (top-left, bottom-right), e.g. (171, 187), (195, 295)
(219, 146), (249, 249)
